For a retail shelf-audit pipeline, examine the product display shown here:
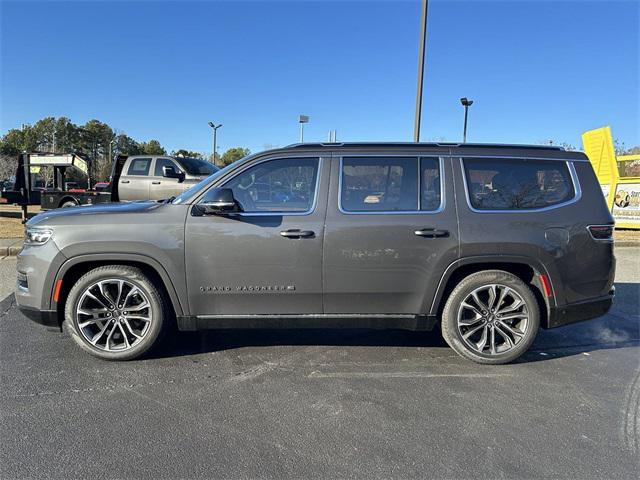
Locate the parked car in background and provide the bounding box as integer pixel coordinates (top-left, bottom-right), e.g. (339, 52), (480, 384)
(114, 155), (219, 201)
(16, 142), (614, 364)
(93, 182), (110, 192)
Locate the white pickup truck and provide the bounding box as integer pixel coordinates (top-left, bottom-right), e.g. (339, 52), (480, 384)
(113, 155), (219, 201)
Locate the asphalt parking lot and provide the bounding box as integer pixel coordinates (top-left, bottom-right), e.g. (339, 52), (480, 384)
(1, 247), (639, 479)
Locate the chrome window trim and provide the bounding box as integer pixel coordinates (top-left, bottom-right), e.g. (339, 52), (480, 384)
(337, 155), (445, 215)
(196, 156), (323, 217)
(459, 157), (582, 214)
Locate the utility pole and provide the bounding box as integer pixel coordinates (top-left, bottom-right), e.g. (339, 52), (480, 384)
(460, 97), (474, 143)
(109, 138), (116, 164)
(413, 0), (428, 142)
(208, 122), (222, 165)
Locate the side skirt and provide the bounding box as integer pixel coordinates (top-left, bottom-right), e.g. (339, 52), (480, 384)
(177, 314), (438, 332)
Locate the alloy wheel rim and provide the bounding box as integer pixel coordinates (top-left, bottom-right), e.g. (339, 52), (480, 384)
(456, 284), (529, 356)
(76, 279), (153, 352)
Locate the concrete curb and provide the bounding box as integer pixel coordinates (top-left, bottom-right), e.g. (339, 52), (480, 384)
(615, 241), (640, 248)
(0, 240), (23, 257)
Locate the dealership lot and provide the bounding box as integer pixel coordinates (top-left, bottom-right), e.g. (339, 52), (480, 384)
(1, 247), (638, 479)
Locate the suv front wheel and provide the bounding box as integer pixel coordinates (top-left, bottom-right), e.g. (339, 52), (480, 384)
(64, 265), (167, 360)
(441, 270), (540, 364)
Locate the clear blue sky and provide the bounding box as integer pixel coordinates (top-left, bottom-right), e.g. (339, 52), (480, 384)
(1, 0), (638, 154)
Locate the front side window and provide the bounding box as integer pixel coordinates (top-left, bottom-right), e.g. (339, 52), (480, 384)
(340, 157), (441, 212)
(463, 158), (575, 210)
(176, 157), (218, 176)
(127, 158), (151, 176)
(222, 157), (319, 213)
(154, 158), (181, 177)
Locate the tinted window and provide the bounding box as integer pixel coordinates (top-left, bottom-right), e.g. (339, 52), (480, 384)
(463, 158), (575, 210)
(223, 157), (319, 213)
(127, 158), (151, 176)
(154, 158), (180, 177)
(341, 157), (441, 212)
(420, 158), (441, 211)
(176, 157), (217, 176)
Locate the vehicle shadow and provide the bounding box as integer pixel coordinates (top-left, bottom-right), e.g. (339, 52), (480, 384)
(153, 282), (640, 363)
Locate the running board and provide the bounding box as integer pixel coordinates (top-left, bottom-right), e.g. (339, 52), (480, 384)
(176, 314), (438, 332)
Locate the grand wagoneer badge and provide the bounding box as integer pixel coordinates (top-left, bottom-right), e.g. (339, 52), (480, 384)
(200, 285), (296, 293)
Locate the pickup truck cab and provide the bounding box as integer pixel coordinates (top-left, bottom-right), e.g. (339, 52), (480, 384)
(115, 155), (218, 201)
(16, 143), (615, 364)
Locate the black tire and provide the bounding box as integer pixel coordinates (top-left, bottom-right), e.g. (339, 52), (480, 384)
(60, 200), (78, 208)
(441, 270), (540, 365)
(64, 265), (167, 361)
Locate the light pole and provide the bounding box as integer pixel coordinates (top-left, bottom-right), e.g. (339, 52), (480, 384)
(208, 121), (222, 165)
(460, 97), (473, 143)
(298, 115), (309, 143)
(413, 0), (428, 142)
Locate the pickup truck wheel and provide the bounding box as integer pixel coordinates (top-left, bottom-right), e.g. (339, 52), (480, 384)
(60, 200), (78, 208)
(441, 270), (540, 365)
(64, 266), (167, 360)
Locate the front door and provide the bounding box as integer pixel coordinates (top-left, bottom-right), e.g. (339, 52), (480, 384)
(149, 157), (183, 200)
(323, 153), (459, 314)
(185, 155), (329, 316)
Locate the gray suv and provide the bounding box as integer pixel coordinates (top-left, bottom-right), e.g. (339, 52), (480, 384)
(16, 143), (615, 364)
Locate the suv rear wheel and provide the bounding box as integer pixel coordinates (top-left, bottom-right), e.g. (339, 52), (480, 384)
(64, 265), (167, 360)
(441, 270), (540, 364)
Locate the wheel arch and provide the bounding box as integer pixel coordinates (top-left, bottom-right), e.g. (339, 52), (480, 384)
(50, 254), (185, 324)
(429, 256), (554, 328)
(58, 196), (79, 207)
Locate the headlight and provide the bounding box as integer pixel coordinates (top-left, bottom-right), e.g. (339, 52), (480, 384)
(24, 227), (53, 246)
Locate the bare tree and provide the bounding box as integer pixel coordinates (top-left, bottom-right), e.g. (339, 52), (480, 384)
(0, 155), (17, 183)
(40, 166), (54, 189)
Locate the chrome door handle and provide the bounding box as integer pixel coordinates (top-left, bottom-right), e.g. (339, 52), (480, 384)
(280, 229), (315, 238)
(151, 181), (161, 185)
(414, 228), (449, 238)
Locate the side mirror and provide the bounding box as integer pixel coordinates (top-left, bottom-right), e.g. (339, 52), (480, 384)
(163, 165), (185, 182)
(199, 188), (239, 215)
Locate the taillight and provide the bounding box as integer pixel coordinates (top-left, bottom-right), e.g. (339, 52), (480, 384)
(587, 225), (614, 240)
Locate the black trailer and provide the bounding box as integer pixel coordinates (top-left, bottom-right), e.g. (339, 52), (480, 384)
(0, 153), (113, 221)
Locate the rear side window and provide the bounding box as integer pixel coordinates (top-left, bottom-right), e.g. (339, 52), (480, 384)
(127, 158), (151, 176)
(341, 157), (441, 212)
(463, 158), (575, 210)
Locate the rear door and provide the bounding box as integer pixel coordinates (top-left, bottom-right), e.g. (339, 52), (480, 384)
(118, 157), (152, 201)
(149, 157), (183, 200)
(185, 154), (330, 316)
(323, 151), (459, 314)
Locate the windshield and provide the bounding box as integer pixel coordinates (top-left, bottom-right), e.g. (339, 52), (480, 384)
(176, 157), (219, 176)
(171, 161), (238, 205)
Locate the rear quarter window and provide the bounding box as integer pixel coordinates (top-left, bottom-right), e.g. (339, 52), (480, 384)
(463, 158), (575, 210)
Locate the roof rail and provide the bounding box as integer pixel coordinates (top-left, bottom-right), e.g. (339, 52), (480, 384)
(284, 142), (565, 151)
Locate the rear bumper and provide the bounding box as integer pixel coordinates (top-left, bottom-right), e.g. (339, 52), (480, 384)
(18, 305), (59, 328)
(547, 288), (614, 329)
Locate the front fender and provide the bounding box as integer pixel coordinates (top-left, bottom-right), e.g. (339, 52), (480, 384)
(49, 253), (186, 316)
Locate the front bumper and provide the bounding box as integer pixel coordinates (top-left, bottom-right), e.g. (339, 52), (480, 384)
(15, 238), (66, 313)
(547, 288), (615, 328)
(18, 305), (59, 328)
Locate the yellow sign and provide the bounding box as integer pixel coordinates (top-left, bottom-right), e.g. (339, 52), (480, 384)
(582, 126), (640, 229)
